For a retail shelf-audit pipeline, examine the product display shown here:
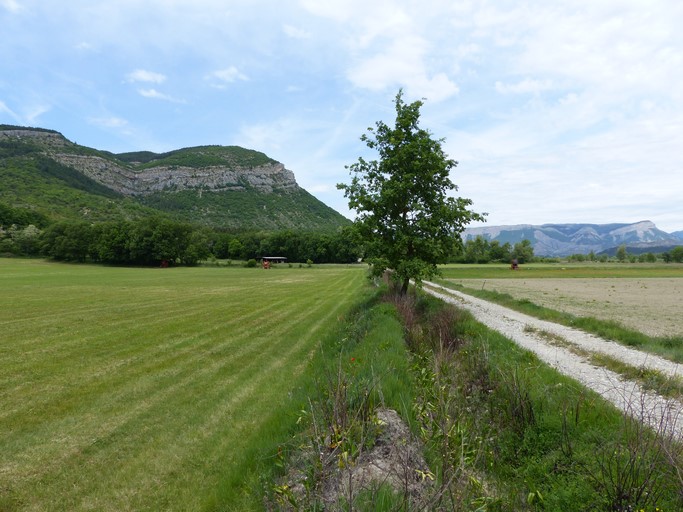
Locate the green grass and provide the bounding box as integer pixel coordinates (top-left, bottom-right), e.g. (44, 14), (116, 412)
(406, 292), (683, 510)
(266, 292), (418, 509)
(439, 262), (683, 279)
(478, 319), (683, 510)
(0, 259), (367, 511)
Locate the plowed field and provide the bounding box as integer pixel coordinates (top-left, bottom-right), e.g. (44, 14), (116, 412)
(447, 277), (682, 337)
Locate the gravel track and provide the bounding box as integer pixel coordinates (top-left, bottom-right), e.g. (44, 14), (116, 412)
(423, 280), (683, 439)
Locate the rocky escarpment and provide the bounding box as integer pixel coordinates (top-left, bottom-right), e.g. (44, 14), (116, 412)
(51, 154), (299, 196)
(0, 128), (300, 196)
(0, 129), (70, 148)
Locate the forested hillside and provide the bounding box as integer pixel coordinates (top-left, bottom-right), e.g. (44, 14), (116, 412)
(0, 125), (349, 231)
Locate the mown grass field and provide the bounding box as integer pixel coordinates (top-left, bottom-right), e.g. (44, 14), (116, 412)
(0, 259), (366, 511)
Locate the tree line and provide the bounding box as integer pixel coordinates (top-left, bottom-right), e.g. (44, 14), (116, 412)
(453, 236), (535, 263)
(3, 202), (683, 266)
(0, 203), (363, 265)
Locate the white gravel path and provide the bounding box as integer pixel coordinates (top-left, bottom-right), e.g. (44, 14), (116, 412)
(423, 280), (683, 439)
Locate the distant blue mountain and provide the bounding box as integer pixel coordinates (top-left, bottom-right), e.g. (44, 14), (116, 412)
(463, 221), (681, 257)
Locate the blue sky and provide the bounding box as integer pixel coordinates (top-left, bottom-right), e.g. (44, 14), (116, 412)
(2, 0), (682, 232)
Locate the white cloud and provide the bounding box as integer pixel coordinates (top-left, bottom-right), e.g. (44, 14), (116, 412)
(25, 104), (50, 124)
(299, 0), (364, 22)
(3, 0), (683, 231)
(347, 35), (459, 102)
(88, 116), (128, 128)
(206, 67), (248, 88)
(126, 69), (167, 84)
(236, 120), (290, 153)
(495, 78), (554, 95)
(306, 183), (334, 193)
(0, 100), (19, 121)
(283, 24), (310, 40)
(74, 41), (95, 51)
(138, 88), (185, 103)
(0, 0), (21, 13)
(0, 100), (48, 125)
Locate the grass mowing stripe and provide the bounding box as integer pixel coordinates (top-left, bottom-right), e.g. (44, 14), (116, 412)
(0, 269), (355, 410)
(19, 271), (363, 511)
(0, 296), (300, 425)
(3, 272), (349, 439)
(1, 261), (366, 511)
(89, 287), (358, 511)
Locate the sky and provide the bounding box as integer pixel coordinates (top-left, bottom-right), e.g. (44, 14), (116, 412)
(1, 0), (682, 232)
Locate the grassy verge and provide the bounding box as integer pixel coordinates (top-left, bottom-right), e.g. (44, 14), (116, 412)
(264, 288), (420, 510)
(396, 291), (683, 511)
(269, 284), (683, 510)
(432, 279), (683, 363)
(0, 259), (366, 511)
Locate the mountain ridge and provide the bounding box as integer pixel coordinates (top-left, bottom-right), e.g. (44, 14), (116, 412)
(464, 221), (682, 256)
(0, 125), (348, 231)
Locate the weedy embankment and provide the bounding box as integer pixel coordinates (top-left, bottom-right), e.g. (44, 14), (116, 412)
(268, 286), (683, 511)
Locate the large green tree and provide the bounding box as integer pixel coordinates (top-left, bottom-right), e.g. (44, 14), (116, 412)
(338, 90), (485, 293)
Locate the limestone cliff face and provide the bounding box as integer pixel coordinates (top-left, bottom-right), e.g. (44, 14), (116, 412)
(51, 154), (299, 196)
(0, 129), (70, 147)
(1, 128), (299, 196)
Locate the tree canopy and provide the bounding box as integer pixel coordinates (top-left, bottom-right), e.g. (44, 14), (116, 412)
(338, 90), (485, 293)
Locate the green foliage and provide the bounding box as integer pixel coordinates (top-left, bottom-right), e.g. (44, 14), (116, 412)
(120, 145), (276, 169)
(668, 246), (683, 263)
(0, 201), (49, 228)
(0, 154), (158, 223)
(267, 291), (418, 509)
(139, 187), (348, 231)
(35, 156), (122, 198)
(1, 132), (348, 233)
(40, 221), (93, 262)
(512, 238), (535, 264)
(40, 217), (212, 266)
(616, 244), (628, 262)
(0, 137), (42, 158)
(245, 258), (257, 267)
(457, 236), (522, 264)
(0, 124), (60, 134)
(338, 90), (484, 293)
(396, 291), (683, 510)
(0, 223), (43, 255)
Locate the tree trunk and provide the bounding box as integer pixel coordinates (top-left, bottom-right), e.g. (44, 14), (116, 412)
(400, 276), (410, 295)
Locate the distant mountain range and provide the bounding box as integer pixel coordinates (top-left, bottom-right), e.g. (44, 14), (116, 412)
(0, 125), (348, 231)
(463, 221), (683, 257)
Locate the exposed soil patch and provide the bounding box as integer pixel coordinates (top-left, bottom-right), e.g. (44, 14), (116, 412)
(320, 408), (430, 505)
(446, 278), (683, 337)
(282, 408), (430, 509)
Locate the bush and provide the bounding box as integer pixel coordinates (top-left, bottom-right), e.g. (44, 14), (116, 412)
(245, 258), (257, 268)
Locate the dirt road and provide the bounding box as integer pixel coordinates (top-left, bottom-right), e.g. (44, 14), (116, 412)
(423, 281), (683, 439)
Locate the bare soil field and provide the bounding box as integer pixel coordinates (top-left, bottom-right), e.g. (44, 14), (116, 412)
(446, 278), (683, 337)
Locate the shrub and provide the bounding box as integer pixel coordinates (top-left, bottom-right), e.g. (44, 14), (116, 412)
(245, 258), (257, 268)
